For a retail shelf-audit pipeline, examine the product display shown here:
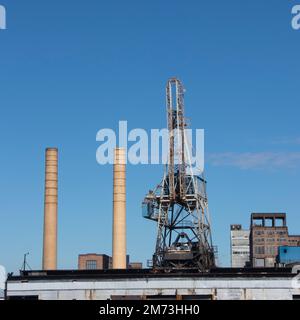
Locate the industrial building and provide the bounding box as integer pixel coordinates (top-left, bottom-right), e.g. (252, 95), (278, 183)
(128, 262), (143, 269)
(6, 268), (300, 300)
(230, 225), (250, 268)
(78, 254), (142, 270)
(250, 213), (300, 267)
(78, 254), (112, 270)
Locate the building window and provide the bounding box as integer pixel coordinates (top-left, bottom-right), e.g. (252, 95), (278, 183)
(253, 219), (264, 227)
(254, 246), (265, 255)
(265, 219), (273, 227)
(255, 230), (264, 235)
(254, 238), (264, 243)
(276, 231), (286, 235)
(86, 260), (97, 270)
(266, 246), (276, 255)
(233, 251), (249, 255)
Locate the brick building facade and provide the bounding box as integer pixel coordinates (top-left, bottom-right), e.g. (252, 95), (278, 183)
(250, 213), (300, 267)
(78, 254), (111, 270)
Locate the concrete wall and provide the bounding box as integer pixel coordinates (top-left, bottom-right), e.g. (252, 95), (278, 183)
(7, 276), (300, 300)
(0, 265), (6, 300)
(231, 228), (250, 267)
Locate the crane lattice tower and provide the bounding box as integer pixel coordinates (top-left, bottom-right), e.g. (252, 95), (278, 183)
(142, 78), (215, 271)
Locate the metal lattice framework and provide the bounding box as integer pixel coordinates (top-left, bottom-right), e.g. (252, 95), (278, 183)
(142, 78), (215, 271)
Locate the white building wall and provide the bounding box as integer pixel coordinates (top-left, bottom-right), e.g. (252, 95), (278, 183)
(7, 276), (300, 300)
(0, 265), (6, 300)
(231, 227), (250, 267)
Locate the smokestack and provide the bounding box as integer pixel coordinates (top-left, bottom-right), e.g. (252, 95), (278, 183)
(112, 148), (126, 269)
(42, 148), (58, 270)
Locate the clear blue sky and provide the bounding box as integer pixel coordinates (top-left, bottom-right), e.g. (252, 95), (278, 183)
(0, 1), (299, 272)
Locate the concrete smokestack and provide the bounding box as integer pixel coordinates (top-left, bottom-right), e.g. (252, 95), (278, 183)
(112, 148), (126, 269)
(42, 148), (58, 270)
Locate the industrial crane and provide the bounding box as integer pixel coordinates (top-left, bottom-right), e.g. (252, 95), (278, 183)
(142, 78), (215, 271)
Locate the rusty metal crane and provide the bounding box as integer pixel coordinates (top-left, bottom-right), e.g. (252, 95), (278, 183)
(142, 78), (215, 271)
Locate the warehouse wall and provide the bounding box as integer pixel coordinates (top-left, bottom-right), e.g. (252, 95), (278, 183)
(7, 276), (300, 300)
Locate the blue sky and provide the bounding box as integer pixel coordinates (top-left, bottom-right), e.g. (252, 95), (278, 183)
(0, 1), (299, 272)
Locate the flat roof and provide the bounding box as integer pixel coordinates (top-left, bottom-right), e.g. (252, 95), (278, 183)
(7, 267), (294, 282)
(251, 213), (286, 218)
